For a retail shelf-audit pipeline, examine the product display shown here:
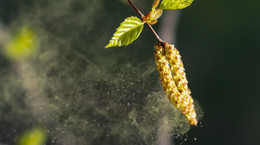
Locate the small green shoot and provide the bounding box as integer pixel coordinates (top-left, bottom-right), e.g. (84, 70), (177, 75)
(105, 0), (194, 48)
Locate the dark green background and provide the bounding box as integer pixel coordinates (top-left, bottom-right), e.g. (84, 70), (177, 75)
(0, 0), (260, 145)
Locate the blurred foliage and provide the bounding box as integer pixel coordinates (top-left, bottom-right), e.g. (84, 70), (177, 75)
(17, 128), (46, 145)
(4, 26), (38, 60)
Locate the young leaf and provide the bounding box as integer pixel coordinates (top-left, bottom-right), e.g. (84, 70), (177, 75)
(159, 0), (194, 10)
(149, 9), (163, 22)
(105, 16), (144, 48)
(143, 9), (163, 25)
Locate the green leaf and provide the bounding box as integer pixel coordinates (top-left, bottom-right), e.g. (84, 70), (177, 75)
(105, 16), (144, 48)
(159, 0), (194, 10)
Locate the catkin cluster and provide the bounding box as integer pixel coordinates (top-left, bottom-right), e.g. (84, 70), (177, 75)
(154, 42), (197, 125)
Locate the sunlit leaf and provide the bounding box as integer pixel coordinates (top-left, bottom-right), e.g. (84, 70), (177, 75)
(159, 0), (194, 10)
(105, 16), (144, 48)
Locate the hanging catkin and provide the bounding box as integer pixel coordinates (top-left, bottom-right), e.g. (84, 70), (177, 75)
(154, 43), (180, 98)
(154, 42), (197, 125)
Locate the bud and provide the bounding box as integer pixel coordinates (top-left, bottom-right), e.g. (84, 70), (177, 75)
(152, 0), (160, 8)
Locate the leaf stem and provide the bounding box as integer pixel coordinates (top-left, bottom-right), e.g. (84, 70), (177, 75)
(127, 0), (163, 43)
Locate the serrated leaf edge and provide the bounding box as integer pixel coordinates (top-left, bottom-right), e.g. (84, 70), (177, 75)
(105, 16), (144, 48)
(159, 0), (194, 10)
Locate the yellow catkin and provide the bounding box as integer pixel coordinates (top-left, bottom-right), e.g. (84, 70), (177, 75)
(165, 43), (197, 125)
(154, 43), (180, 98)
(154, 42), (197, 125)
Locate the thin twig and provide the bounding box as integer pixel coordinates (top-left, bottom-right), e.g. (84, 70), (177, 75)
(127, 0), (144, 17)
(147, 24), (163, 43)
(127, 0), (163, 43)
